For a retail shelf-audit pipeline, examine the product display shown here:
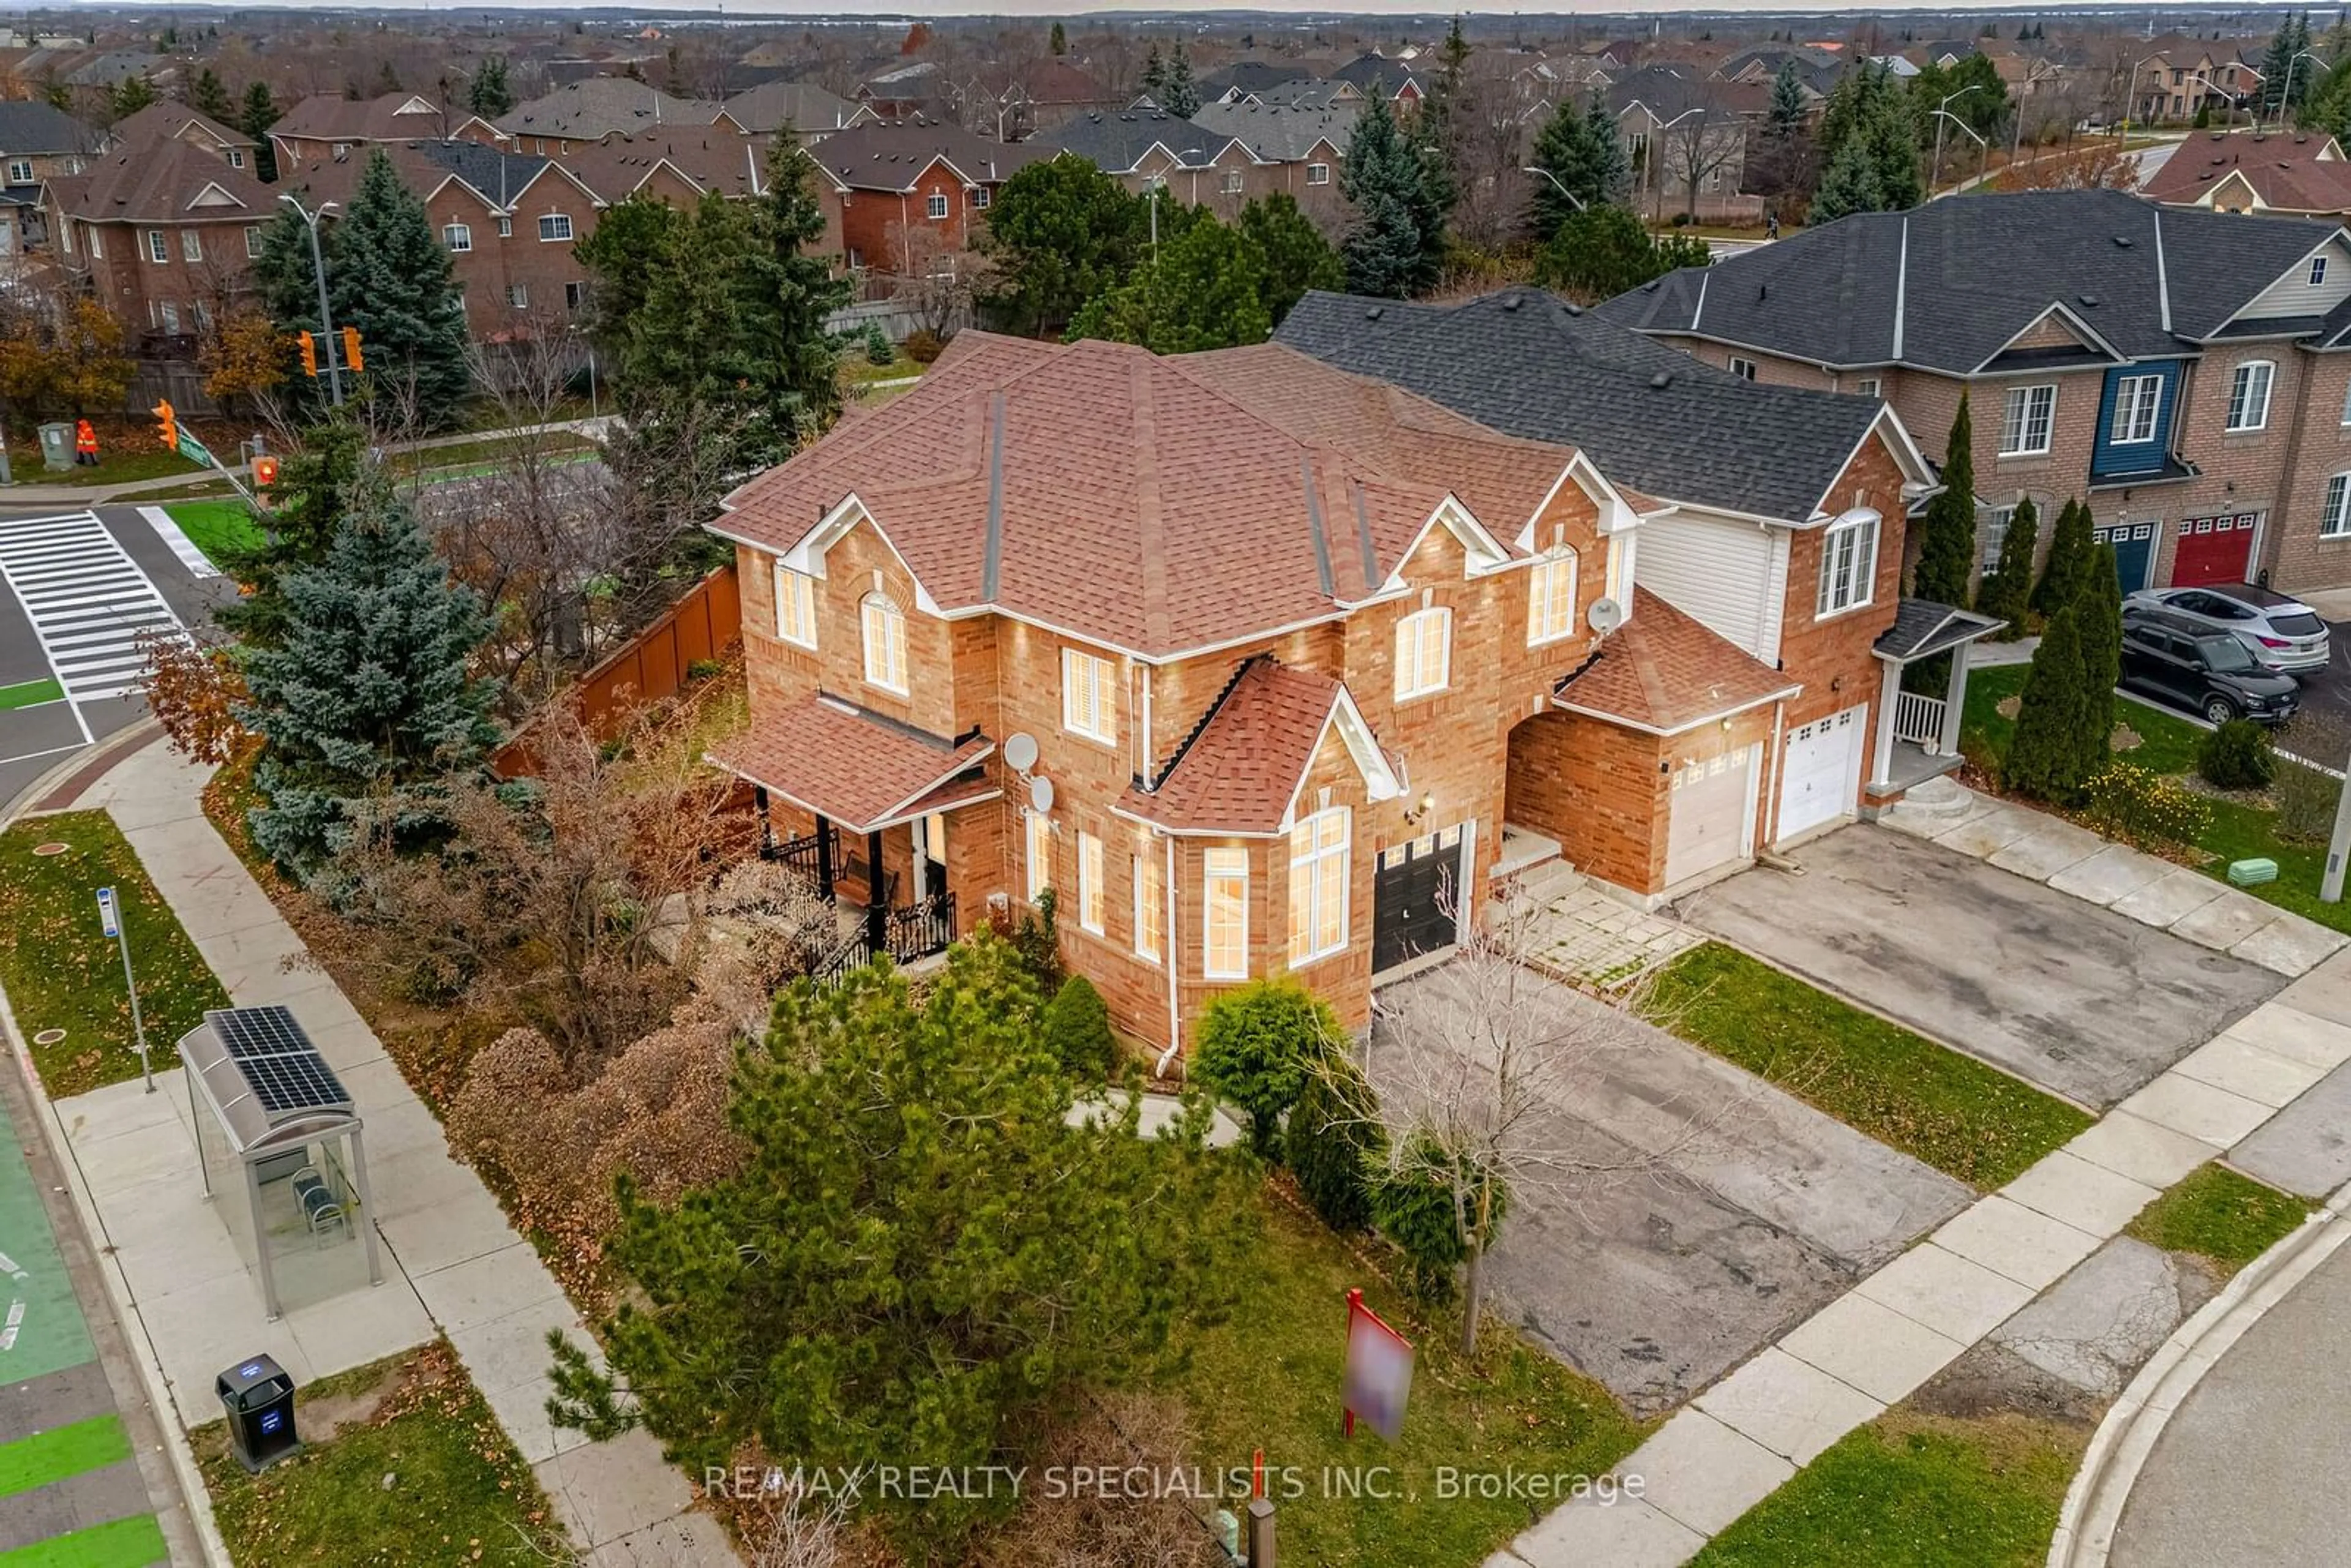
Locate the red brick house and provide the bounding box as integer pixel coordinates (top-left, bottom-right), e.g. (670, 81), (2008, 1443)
(271, 92), (504, 176)
(49, 138), (274, 350)
(703, 300), (1950, 1056)
(809, 122), (1044, 279)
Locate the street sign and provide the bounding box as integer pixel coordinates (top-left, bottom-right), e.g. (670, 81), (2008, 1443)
(95, 885), (119, 939)
(176, 431), (216, 467)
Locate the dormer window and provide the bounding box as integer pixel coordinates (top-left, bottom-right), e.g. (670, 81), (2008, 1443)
(2313, 255), (2330, 286)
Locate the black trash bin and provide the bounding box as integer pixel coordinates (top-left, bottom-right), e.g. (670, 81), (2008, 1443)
(217, 1354), (301, 1471)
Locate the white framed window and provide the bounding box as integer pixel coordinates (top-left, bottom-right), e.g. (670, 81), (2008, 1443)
(772, 563), (816, 649)
(1394, 605), (1452, 700)
(506, 283), (529, 309)
(2000, 383), (2056, 456)
(1060, 647), (1116, 745)
(2110, 373), (2162, 445)
(1077, 831), (1105, 934)
(1221, 170), (1244, 194)
(1133, 853), (1163, 962)
(565, 281), (583, 310)
(2313, 255), (2330, 286)
(860, 591), (907, 694)
(497, 216), (512, 237)
(1728, 355), (1757, 381)
(443, 222), (472, 252)
(1527, 550), (1578, 645)
(1855, 377), (1881, 397)
(244, 225), (263, 258)
(2227, 360), (2274, 432)
(1982, 505), (2014, 569)
(1203, 848), (1249, 980)
(925, 191), (950, 219)
(971, 186), (989, 209)
(1815, 514), (1880, 617)
(1025, 810), (1052, 902)
(537, 212), (572, 241)
(85, 225), (100, 258)
(227, 149), (245, 169)
(181, 229), (201, 261)
(1306, 162), (1330, 185)
(2325, 473), (2351, 538)
(4, 159), (29, 184)
(158, 301), (180, 333)
(1287, 807), (1350, 965)
(146, 229), (167, 263)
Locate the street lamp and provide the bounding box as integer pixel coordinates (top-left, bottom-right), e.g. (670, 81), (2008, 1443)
(277, 192), (344, 407)
(1645, 107), (1702, 222)
(1147, 147), (1205, 258)
(1521, 165), (1586, 214)
(2180, 73), (2242, 133)
(1930, 110), (1989, 197)
(1932, 83), (1981, 187)
(2284, 49), (2330, 127)
(2121, 51), (2169, 140)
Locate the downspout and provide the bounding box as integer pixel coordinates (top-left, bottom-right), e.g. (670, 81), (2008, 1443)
(1157, 833), (1183, 1079)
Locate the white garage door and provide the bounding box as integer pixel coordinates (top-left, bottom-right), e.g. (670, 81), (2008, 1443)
(1665, 746), (1757, 887)
(1777, 704), (1866, 842)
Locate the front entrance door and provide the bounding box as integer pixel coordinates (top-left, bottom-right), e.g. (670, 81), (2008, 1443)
(2095, 520), (2157, 593)
(1373, 825), (1464, 972)
(910, 811), (946, 899)
(2170, 512), (2259, 588)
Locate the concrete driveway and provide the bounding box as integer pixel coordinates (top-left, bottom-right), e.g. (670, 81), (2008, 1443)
(1679, 825), (2285, 1110)
(1370, 966), (1970, 1416)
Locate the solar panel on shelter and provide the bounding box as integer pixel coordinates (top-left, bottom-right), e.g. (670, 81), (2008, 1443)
(204, 1005), (351, 1114)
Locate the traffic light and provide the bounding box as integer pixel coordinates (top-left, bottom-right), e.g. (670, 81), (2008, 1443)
(151, 399), (176, 452)
(252, 454), (279, 489)
(340, 326), (363, 375)
(297, 330), (317, 378)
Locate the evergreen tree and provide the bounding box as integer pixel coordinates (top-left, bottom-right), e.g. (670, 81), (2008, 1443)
(466, 55), (515, 118)
(2262, 12), (2317, 115)
(977, 155), (1146, 337)
(1768, 59), (1808, 137)
(1865, 93), (1925, 208)
(1425, 15), (1472, 152)
(2073, 539), (2123, 782)
(373, 60), (402, 96)
(214, 421), (372, 647)
(1049, 20), (1067, 55)
(239, 80), (280, 182)
(1141, 41), (1166, 100)
(192, 67), (234, 122)
(329, 149), (472, 422)
(238, 498), (497, 876)
(574, 192), (683, 356)
(1976, 495), (2038, 639)
(742, 131), (853, 452)
(1065, 209), (1272, 352)
(1534, 202), (1710, 301)
(2004, 604), (2095, 803)
(1160, 39), (1199, 118)
(1810, 133), (1885, 222)
(1339, 91), (1452, 298)
(1237, 193), (1344, 324)
(110, 75), (156, 118)
(1526, 91), (1630, 240)
(1912, 393), (1977, 606)
(2034, 496), (2093, 614)
(1818, 58), (1898, 165)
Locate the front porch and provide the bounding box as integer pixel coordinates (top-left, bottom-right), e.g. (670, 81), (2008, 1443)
(1869, 599), (2004, 799)
(762, 815), (961, 977)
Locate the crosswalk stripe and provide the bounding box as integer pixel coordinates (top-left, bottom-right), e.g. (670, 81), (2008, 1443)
(0, 511), (181, 706)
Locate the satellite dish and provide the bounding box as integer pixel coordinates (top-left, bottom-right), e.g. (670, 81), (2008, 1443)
(1003, 732), (1039, 773)
(1029, 775), (1056, 814)
(1587, 596), (1625, 635)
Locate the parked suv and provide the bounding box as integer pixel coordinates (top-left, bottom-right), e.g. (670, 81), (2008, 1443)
(2123, 583), (2330, 678)
(2120, 612), (2300, 726)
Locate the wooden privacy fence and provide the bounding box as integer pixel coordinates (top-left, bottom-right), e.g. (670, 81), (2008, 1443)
(492, 563), (743, 778)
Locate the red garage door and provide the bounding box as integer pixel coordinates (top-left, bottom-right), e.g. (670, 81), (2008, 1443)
(2170, 512), (2260, 587)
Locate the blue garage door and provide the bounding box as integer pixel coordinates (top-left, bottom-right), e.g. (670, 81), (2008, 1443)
(2095, 520), (2157, 592)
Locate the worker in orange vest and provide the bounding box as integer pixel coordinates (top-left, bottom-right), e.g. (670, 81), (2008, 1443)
(73, 418), (97, 467)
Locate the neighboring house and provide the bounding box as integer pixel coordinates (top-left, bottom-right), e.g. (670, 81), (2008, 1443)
(1278, 288), (1963, 893)
(286, 140), (604, 340)
(110, 102), (259, 173)
(1038, 111), (1271, 218)
(1602, 189), (2351, 595)
(1200, 59), (1316, 103)
(1610, 64), (1766, 222)
(956, 59), (1118, 137)
(1716, 45), (1842, 99)
(852, 59), (946, 126)
(272, 92), (504, 174)
(495, 80), (735, 153)
(2143, 131), (2351, 217)
(49, 139), (273, 350)
(719, 78), (855, 141)
(0, 100), (104, 256)
(810, 122), (1044, 277)
(2128, 37), (2262, 124)
(568, 131), (846, 258)
(1330, 51), (1423, 108)
(1187, 100), (1357, 230)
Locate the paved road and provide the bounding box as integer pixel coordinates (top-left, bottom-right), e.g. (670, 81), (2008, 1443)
(2112, 1237), (2351, 1566)
(0, 505), (230, 814)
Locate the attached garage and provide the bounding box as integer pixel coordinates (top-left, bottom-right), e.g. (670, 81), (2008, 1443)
(1777, 704), (1867, 842)
(1373, 824), (1468, 973)
(2169, 512), (2261, 588)
(1664, 746), (1759, 887)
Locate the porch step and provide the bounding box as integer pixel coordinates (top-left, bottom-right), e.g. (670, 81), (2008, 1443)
(1892, 774), (1977, 819)
(1493, 822), (1564, 880)
(1497, 858), (1583, 910)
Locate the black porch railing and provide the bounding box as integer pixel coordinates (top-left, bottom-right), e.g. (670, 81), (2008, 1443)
(808, 890), (959, 987)
(767, 830), (827, 881)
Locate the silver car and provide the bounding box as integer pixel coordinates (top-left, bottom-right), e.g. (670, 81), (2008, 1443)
(2122, 583), (2331, 678)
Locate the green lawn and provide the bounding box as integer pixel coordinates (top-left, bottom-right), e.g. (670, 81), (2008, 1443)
(0, 813), (230, 1097)
(196, 1343), (568, 1567)
(1962, 664), (2351, 934)
(4, 440), (203, 487)
(165, 500), (265, 572)
(1643, 945), (2091, 1188)
(1691, 1410), (2086, 1568)
(1164, 1190), (1648, 1567)
(2126, 1163), (2311, 1274)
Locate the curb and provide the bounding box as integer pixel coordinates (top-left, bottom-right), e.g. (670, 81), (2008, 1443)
(2047, 1179), (2351, 1567)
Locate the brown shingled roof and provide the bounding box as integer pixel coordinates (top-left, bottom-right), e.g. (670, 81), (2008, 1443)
(52, 137), (269, 224)
(705, 693), (992, 833)
(1553, 589), (1798, 734)
(1117, 658), (1391, 835)
(2143, 130), (2351, 216)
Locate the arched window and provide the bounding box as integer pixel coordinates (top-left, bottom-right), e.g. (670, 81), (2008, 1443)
(860, 592), (907, 694)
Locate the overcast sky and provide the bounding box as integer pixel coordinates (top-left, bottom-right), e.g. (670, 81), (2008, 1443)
(151, 1), (2096, 18)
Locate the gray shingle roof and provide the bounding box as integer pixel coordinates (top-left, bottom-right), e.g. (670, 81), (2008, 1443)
(1277, 288), (1890, 523)
(1190, 99), (1357, 162)
(0, 100), (103, 157)
(1876, 599), (2003, 659)
(1601, 189), (2350, 372)
(413, 140), (553, 208)
(1040, 111), (1228, 173)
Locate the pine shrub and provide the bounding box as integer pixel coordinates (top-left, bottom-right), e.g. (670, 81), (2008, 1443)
(1194, 978), (1343, 1160)
(2199, 719), (2276, 791)
(1287, 1062), (1385, 1233)
(1041, 973), (1116, 1079)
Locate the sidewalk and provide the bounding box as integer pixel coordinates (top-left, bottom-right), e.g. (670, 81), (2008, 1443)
(1491, 932), (2351, 1566)
(38, 737), (730, 1566)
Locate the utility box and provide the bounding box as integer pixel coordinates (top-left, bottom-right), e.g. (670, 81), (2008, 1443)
(37, 422), (71, 472)
(217, 1354), (300, 1472)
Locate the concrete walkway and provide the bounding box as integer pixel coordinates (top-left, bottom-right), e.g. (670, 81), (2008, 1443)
(38, 738), (730, 1566)
(1490, 923), (2351, 1566)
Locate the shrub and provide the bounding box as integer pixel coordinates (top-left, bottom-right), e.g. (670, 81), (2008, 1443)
(1372, 1141), (1466, 1300)
(2199, 719), (2276, 791)
(1042, 973), (1116, 1078)
(1193, 978), (1343, 1159)
(1009, 888), (1063, 995)
(1286, 1060), (1385, 1233)
(863, 323), (894, 366)
(2083, 763), (2213, 849)
(903, 328), (944, 364)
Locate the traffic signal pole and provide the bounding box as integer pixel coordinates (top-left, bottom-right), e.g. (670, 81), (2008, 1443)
(279, 192), (343, 406)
